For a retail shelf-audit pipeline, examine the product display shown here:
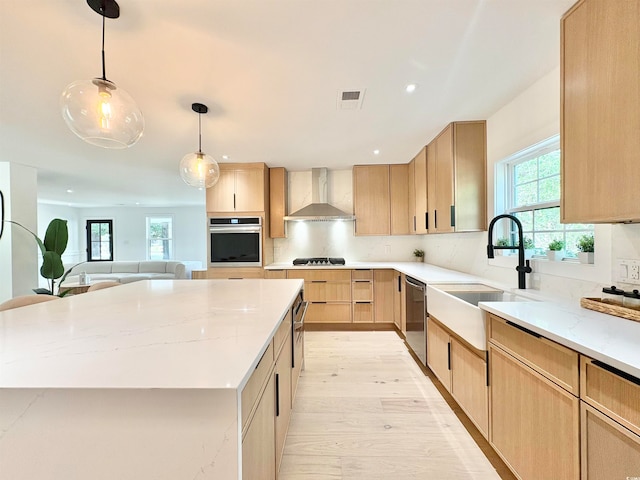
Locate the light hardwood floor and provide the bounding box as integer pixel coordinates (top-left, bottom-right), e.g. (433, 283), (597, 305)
(279, 331), (504, 480)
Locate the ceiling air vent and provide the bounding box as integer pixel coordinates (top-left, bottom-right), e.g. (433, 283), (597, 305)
(337, 89), (365, 110)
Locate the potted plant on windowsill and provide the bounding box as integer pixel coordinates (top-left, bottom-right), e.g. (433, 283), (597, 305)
(495, 238), (510, 255)
(413, 249), (425, 262)
(523, 237), (536, 259)
(576, 234), (595, 264)
(546, 239), (565, 262)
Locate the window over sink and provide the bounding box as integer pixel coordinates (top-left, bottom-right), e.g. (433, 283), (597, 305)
(496, 135), (593, 259)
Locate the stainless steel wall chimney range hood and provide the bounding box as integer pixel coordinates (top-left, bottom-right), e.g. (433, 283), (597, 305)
(284, 168), (355, 222)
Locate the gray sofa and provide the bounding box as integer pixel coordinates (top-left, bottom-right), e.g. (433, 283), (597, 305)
(63, 261), (186, 285)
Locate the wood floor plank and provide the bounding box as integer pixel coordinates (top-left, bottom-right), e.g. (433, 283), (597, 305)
(280, 331), (502, 479)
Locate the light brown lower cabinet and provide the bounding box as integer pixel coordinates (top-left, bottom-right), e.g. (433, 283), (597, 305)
(373, 269), (395, 324)
(427, 317), (452, 392)
(489, 344), (580, 480)
(450, 337), (488, 438)
(242, 372), (276, 480)
(274, 330), (292, 472)
(581, 401), (640, 480)
(241, 301), (300, 479)
(427, 317), (488, 437)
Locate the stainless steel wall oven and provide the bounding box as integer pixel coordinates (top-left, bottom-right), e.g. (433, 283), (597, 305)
(208, 217), (262, 267)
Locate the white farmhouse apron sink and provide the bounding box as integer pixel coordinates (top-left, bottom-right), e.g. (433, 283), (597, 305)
(426, 283), (532, 350)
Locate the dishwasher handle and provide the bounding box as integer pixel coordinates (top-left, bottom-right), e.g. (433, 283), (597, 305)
(405, 277), (425, 291)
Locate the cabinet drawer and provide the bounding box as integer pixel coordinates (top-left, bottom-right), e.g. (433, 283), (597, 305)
(581, 356), (640, 436)
(581, 401), (640, 480)
(207, 267), (265, 279)
(353, 302), (373, 323)
(305, 281), (351, 302)
(264, 269), (286, 279)
(351, 269), (373, 280)
(489, 314), (579, 395)
(306, 303), (352, 323)
(273, 315), (292, 357)
(352, 280), (373, 302)
(287, 269), (351, 282)
(241, 341), (274, 429)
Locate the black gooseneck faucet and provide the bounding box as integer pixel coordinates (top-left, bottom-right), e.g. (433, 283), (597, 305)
(487, 214), (532, 289)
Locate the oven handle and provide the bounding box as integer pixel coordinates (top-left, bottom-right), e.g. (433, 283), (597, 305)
(294, 301), (308, 331)
(209, 226), (261, 234)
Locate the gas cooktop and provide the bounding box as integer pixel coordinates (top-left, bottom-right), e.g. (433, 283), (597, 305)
(292, 257), (346, 266)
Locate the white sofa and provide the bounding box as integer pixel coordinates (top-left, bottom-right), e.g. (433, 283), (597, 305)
(63, 261), (186, 285)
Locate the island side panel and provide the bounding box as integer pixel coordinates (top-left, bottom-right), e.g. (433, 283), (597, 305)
(0, 388), (239, 480)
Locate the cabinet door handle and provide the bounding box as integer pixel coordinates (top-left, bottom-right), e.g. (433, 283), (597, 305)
(450, 205), (455, 227)
(426, 212), (429, 230)
(447, 342), (451, 370)
(397, 275), (401, 292)
(311, 280), (327, 283)
(413, 215), (416, 231)
(506, 320), (541, 338)
(434, 210), (438, 229)
(592, 360), (640, 387)
(233, 193), (236, 210)
(485, 350), (490, 387)
(275, 373), (280, 417)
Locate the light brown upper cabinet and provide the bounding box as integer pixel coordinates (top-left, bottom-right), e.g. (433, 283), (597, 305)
(206, 163), (268, 214)
(412, 147), (428, 234)
(561, 0), (640, 223)
(353, 164), (410, 236)
(269, 167), (287, 238)
(353, 165), (390, 235)
(427, 121), (487, 233)
(408, 159), (416, 234)
(389, 164), (410, 235)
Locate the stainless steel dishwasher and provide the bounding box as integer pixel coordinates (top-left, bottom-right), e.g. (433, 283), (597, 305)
(405, 276), (426, 366)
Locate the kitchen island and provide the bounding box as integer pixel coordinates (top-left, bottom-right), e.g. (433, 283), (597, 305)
(0, 279), (303, 480)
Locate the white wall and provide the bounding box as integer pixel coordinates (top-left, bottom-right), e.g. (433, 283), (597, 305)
(0, 162), (38, 302)
(37, 204), (207, 272)
(274, 67), (640, 301)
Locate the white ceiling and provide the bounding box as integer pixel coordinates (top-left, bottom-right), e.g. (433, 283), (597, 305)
(0, 0), (575, 208)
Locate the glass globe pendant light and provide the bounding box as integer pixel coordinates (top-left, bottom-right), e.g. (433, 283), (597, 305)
(60, 0), (144, 149)
(179, 103), (220, 188)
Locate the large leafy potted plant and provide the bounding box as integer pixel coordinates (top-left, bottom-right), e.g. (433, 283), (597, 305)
(576, 234), (595, 264)
(6, 218), (75, 295)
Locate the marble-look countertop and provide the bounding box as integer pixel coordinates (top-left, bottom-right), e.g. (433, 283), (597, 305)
(266, 261), (640, 379)
(0, 279), (303, 390)
(480, 301), (640, 379)
(267, 261), (478, 284)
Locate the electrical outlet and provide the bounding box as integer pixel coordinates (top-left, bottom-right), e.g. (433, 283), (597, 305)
(631, 264), (640, 281)
(618, 259), (640, 285)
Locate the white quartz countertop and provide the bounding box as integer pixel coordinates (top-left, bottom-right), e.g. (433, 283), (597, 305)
(0, 279), (303, 390)
(480, 301), (640, 379)
(266, 261), (477, 284)
(267, 261), (640, 379)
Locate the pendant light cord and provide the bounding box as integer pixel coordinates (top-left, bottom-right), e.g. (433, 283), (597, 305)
(101, 9), (107, 80)
(198, 113), (203, 153)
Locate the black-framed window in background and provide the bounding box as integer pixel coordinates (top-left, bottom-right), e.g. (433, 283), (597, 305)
(86, 220), (114, 261)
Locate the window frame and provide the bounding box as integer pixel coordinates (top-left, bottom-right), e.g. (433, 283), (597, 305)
(497, 135), (593, 258)
(146, 215), (174, 261)
(86, 219), (114, 262)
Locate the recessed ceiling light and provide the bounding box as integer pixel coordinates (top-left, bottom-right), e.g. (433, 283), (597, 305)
(405, 84), (417, 93)
(135, 202), (140, 205)
(373, 149), (380, 155)
(222, 155), (229, 160)
(66, 189), (73, 193)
